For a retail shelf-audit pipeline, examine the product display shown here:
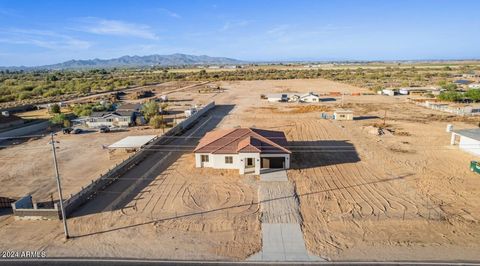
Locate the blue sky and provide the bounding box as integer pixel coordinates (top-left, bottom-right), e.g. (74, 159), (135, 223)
(0, 0), (479, 66)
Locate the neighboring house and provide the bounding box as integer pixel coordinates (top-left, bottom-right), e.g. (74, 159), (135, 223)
(334, 109), (354, 120)
(450, 128), (480, 156)
(86, 111), (135, 128)
(299, 92), (320, 103)
(116, 103), (142, 113)
(194, 128), (291, 175)
(398, 86), (441, 95)
(267, 94), (289, 102)
(382, 88), (396, 96)
(0, 113), (24, 130)
(288, 94), (301, 102)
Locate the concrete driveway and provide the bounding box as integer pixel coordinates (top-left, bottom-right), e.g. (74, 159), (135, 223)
(260, 170), (288, 182)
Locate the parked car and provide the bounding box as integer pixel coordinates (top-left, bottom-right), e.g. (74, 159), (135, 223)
(62, 127), (73, 134)
(470, 161), (480, 174)
(99, 126), (110, 133)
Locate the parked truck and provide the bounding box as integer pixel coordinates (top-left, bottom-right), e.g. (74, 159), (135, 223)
(470, 161), (480, 174)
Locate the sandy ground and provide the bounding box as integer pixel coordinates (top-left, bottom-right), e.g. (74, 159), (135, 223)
(1, 78), (480, 261)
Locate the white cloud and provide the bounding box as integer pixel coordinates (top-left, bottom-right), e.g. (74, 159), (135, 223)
(0, 28), (91, 50)
(157, 8), (181, 19)
(221, 20), (250, 31)
(76, 17), (159, 40)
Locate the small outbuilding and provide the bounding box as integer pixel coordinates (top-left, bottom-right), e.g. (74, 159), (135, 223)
(108, 135), (157, 152)
(333, 109), (354, 120)
(450, 128), (480, 156)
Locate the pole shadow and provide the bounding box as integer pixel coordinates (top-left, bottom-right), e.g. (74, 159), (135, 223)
(70, 173), (412, 239)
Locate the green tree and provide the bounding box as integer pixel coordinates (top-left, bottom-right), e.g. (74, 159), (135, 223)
(149, 115), (164, 129)
(438, 91), (462, 102)
(49, 103), (61, 114)
(50, 113), (67, 125)
(465, 89), (480, 101)
(141, 101), (159, 121)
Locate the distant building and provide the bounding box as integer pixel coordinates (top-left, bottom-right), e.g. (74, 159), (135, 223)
(86, 111), (135, 128)
(333, 109), (354, 120)
(468, 83), (480, 89)
(299, 92), (320, 103)
(267, 94), (289, 102)
(382, 89), (396, 96)
(454, 79), (473, 86)
(288, 94), (301, 102)
(451, 128), (480, 156)
(116, 103), (142, 113)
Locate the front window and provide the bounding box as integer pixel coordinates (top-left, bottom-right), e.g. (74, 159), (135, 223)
(201, 155), (209, 162)
(225, 156), (233, 164)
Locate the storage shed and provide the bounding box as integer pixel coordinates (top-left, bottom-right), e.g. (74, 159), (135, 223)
(333, 109), (354, 120)
(450, 128), (480, 156)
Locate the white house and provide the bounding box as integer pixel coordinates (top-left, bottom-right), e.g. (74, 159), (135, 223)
(86, 111), (135, 128)
(299, 92), (320, 103)
(194, 128), (291, 175)
(267, 94), (289, 102)
(299, 92), (320, 102)
(450, 128), (480, 156)
(382, 89), (396, 96)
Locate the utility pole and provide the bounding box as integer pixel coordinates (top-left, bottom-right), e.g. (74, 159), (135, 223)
(50, 133), (69, 239)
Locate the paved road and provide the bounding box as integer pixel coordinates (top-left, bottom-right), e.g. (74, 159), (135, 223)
(71, 104), (233, 219)
(2, 259), (478, 266)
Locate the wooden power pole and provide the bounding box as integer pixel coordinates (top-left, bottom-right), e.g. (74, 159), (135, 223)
(50, 133), (69, 239)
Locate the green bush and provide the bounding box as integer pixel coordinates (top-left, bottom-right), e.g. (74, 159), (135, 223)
(149, 115), (164, 129)
(49, 103), (61, 114)
(438, 91), (463, 102)
(50, 113), (67, 125)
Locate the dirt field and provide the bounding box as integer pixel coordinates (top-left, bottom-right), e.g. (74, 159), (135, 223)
(1, 78), (480, 260)
(186, 78), (480, 260)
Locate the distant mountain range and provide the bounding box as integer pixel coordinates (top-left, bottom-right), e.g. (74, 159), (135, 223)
(0, 53), (245, 71)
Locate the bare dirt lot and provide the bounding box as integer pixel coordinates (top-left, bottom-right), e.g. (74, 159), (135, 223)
(0, 127), (162, 201)
(1, 78), (479, 261)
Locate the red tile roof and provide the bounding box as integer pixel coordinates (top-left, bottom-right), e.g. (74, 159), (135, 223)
(194, 128), (291, 154)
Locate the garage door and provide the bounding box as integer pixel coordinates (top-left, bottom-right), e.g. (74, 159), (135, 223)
(261, 157), (285, 169)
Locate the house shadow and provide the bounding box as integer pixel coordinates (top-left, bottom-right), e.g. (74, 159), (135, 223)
(69, 104), (235, 219)
(320, 97), (337, 102)
(354, 115), (380, 121)
(0, 208), (12, 217)
(167, 99), (193, 103)
(288, 140), (360, 169)
(163, 110), (184, 115)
